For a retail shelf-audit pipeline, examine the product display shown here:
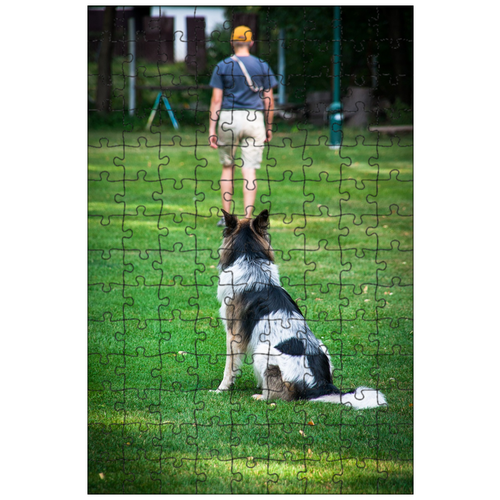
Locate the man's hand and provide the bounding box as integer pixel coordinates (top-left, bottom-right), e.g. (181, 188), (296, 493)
(264, 128), (273, 143)
(263, 88), (274, 144)
(209, 134), (218, 149)
(209, 88), (223, 149)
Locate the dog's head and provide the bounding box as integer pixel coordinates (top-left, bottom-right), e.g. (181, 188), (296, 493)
(219, 210), (274, 269)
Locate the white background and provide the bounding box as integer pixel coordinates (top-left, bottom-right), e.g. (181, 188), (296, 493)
(2, 1), (498, 498)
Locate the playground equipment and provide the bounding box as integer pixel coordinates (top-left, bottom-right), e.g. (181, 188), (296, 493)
(145, 92), (180, 130)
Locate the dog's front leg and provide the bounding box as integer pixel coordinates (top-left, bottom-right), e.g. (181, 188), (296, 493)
(217, 329), (246, 391)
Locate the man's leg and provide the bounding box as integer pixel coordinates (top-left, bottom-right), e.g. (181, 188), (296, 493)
(239, 111), (265, 218)
(241, 167), (257, 218)
(220, 165), (235, 213)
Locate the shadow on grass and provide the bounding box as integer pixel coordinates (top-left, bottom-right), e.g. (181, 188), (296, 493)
(89, 394), (413, 494)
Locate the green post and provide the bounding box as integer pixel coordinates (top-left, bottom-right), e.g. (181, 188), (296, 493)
(329, 6), (342, 149)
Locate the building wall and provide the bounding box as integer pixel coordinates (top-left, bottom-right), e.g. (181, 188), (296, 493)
(151, 6), (226, 62)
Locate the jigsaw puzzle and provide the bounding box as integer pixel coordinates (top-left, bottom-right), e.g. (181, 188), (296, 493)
(88, 5), (413, 494)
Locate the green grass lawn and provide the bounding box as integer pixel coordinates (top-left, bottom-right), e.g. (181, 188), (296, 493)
(88, 124), (413, 494)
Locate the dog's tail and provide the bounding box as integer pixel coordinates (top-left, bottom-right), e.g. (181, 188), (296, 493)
(310, 386), (387, 410)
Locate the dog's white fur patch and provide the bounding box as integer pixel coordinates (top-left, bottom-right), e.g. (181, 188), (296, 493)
(311, 387), (387, 410)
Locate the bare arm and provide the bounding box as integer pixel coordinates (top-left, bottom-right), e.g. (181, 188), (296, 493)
(263, 88), (274, 143)
(209, 88), (223, 149)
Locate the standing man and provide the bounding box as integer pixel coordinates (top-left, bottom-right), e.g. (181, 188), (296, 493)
(209, 25), (278, 225)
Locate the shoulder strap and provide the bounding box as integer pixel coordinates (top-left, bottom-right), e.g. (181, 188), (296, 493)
(231, 55), (263, 93)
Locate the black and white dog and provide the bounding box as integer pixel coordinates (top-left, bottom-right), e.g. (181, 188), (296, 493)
(216, 210), (387, 409)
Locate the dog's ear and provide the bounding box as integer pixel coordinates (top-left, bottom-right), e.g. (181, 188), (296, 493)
(252, 209), (270, 236)
(222, 209), (238, 235)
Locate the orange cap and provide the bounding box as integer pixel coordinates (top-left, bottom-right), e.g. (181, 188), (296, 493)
(231, 25), (252, 42)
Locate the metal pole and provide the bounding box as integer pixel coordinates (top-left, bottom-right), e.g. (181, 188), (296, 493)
(146, 92), (162, 130)
(329, 6), (342, 149)
(161, 96), (180, 130)
(278, 28), (286, 105)
(128, 16), (136, 116)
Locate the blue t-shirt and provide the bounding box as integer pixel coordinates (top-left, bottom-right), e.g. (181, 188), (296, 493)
(209, 55), (278, 111)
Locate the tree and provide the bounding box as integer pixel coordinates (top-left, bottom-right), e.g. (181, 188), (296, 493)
(95, 7), (115, 114)
(221, 6), (413, 106)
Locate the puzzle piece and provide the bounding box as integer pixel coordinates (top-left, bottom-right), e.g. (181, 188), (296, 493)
(89, 5), (413, 494)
